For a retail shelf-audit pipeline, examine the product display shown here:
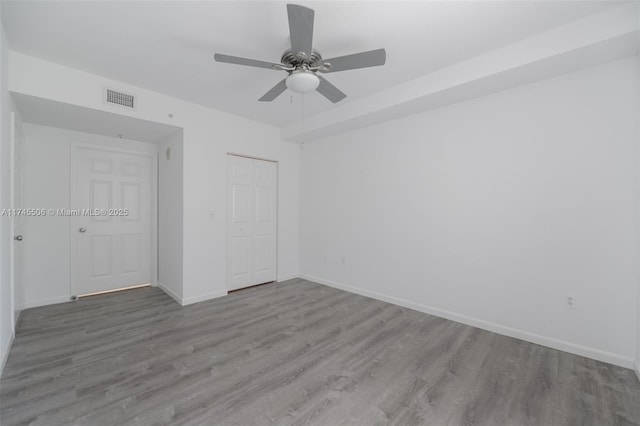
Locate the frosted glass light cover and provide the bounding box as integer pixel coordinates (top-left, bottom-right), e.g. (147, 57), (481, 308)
(286, 71), (320, 93)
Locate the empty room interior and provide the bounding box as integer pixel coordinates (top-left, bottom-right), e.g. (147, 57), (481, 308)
(1, 1), (640, 425)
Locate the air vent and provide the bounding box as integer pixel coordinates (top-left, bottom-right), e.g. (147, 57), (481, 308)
(104, 88), (136, 109)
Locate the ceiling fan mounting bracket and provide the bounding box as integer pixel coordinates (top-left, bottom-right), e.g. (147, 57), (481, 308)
(271, 63), (295, 72)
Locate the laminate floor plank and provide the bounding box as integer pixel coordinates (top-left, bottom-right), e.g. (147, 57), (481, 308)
(1, 279), (638, 426)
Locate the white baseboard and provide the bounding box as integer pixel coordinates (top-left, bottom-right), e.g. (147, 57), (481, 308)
(182, 290), (227, 306)
(2, 311), (25, 374)
(0, 333), (14, 375)
(23, 295), (71, 309)
(157, 281), (227, 306)
(156, 281), (182, 305)
(15, 310), (22, 328)
(300, 274), (635, 369)
(277, 274), (300, 283)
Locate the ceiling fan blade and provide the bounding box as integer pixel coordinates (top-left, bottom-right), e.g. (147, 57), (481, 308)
(259, 79), (288, 102)
(214, 53), (281, 70)
(316, 75), (346, 103)
(287, 4), (314, 58)
(322, 48), (386, 73)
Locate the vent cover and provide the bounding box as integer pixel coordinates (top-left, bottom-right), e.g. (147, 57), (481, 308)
(104, 88), (136, 109)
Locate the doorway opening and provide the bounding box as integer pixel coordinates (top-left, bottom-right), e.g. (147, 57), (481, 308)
(12, 93), (183, 309)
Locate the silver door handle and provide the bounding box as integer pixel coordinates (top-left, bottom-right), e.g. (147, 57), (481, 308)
(14, 235), (22, 241)
(79, 228), (86, 233)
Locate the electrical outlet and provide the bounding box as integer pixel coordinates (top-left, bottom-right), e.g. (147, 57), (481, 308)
(340, 256), (346, 265)
(565, 295), (577, 309)
(322, 254), (328, 263)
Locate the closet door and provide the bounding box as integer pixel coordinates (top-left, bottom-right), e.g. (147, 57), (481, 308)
(227, 155), (277, 291)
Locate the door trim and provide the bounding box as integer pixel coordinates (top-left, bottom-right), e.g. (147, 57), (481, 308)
(9, 111), (23, 334)
(69, 143), (158, 297)
(226, 153), (279, 292)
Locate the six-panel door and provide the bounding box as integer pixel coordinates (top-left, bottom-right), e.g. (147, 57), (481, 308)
(227, 155), (277, 291)
(72, 147), (152, 295)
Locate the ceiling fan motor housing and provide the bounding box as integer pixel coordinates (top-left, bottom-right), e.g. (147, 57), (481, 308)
(281, 49), (325, 69)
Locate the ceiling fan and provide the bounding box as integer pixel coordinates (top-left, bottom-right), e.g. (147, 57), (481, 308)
(214, 4), (386, 103)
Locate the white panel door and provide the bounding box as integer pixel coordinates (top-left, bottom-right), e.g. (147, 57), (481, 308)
(227, 155), (277, 291)
(72, 147), (152, 295)
(228, 155), (253, 290)
(252, 159), (277, 285)
(10, 112), (24, 325)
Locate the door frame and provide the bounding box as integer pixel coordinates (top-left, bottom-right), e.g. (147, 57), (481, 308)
(69, 142), (158, 297)
(9, 111), (24, 332)
(226, 152), (279, 292)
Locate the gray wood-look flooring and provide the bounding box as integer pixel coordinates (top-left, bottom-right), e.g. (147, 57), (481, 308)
(1, 278), (639, 426)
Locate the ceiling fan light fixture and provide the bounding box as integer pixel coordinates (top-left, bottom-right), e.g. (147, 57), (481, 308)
(285, 70), (320, 93)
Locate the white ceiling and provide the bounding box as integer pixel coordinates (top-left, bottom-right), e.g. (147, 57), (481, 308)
(1, 1), (627, 128)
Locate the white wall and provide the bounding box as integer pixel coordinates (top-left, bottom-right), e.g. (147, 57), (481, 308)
(157, 130), (183, 302)
(636, 3), (640, 380)
(22, 124), (158, 308)
(636, 94), (640, 377)
(301, 56), (640, 368)
(9, 52), (300, 305)
(636, 5), (640, 379)
(0, 8), (11, 372)
(0, 11), (25, 373)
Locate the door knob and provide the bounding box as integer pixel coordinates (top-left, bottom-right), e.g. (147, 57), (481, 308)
(14, 235), (22, 241)
(79, 228), (86, 233)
